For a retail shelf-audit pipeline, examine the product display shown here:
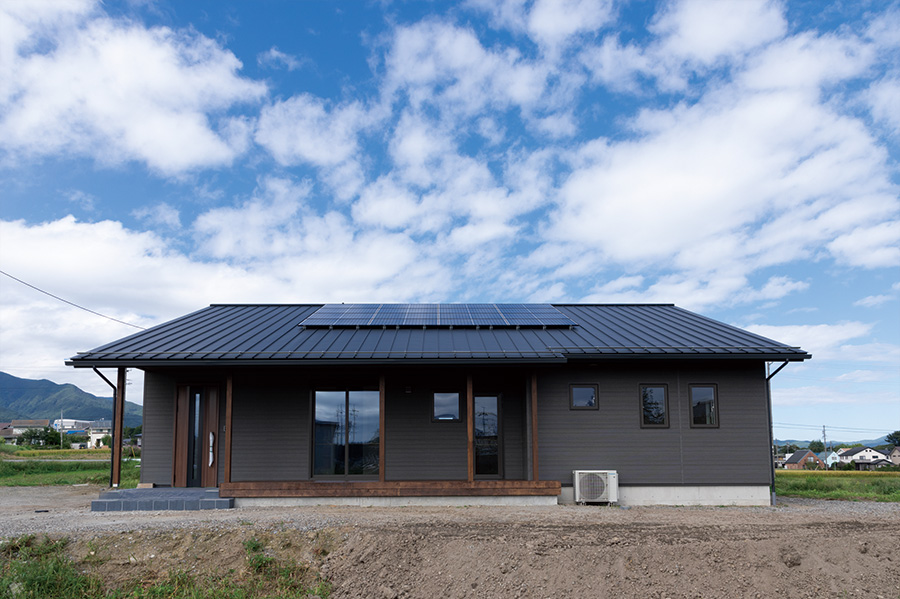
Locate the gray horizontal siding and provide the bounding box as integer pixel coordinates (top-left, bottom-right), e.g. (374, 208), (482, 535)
(230, 373), (309, 481)
(385, 374), (468, 480)
(140, 370), (176, 486)
(537, 361), (770, 486)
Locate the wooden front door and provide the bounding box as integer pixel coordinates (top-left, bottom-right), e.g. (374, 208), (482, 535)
(174, 385), (219, 487)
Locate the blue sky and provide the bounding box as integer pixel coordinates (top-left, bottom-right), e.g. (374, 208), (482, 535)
(0, 0), (897, 443)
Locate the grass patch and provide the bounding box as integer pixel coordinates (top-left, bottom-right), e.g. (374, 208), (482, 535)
(775, 470), (900, 501)
(0, 444), (22, 456)
(0, 535), (331, 598)
(0, 459), (140, 488)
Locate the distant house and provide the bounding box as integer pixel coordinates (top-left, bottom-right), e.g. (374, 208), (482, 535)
(889, 447), (900, 466)
(67, 303), (811, 506)
(856, 459), (894, 471)
(10, 419), (50, 434)
(0, 422), (14, 444)
(838, 447), (887, 465)
(816, 451), (840, 468)
(784, 450), (824, 470)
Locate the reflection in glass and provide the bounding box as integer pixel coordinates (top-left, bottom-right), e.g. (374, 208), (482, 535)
(474, 395), (499, 476)
(640, 385), (667, 426)
(315, 390), (380, 476)
(691, 386), (717, 426)
(314, 391), (346, 475)
(348, 391), (380, 475)
(433, 392), (460, 420)
(571, 385), (596, 408)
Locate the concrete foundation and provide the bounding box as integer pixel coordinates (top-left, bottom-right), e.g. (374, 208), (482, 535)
(234, 495), (559, 508)
(558, 485), (771, 506)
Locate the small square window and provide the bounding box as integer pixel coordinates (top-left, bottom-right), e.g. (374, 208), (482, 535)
(690, 385), (718, 427)
(570, 384), (598, 410)
(433, 392), (460, 421)
(639, 384), (668, 427)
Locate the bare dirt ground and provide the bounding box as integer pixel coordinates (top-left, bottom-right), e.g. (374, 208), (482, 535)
(1, 486), (899, 599)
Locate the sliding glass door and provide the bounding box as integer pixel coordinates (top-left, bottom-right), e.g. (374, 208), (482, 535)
(314, 390), (379, 477)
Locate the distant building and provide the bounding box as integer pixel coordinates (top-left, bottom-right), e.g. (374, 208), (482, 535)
(838, 447), (888, 465)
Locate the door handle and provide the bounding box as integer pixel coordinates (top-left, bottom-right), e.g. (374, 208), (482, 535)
(208, 432), (215, 467)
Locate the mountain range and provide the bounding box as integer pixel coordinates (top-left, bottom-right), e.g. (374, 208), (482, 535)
(774, 436), (889, 448)
(0, 371), (142, 427)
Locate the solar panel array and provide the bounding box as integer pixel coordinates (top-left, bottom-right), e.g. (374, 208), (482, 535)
(300, 304), (575, 328)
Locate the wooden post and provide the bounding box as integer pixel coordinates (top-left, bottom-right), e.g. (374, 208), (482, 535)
(467, 374), (474, 482)
(224, 373), (233, 484)
(379, 375), (386, 482)
(111, 367), (126, 487)
(531, 372), (539, 481)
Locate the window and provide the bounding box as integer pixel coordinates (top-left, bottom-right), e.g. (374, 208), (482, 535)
(433, 392), (461, 421)
(314, 390), (380, 476)
(639, 384), (668, 427)
(689, 385), (718, 427)
(570, 384), (598, 410)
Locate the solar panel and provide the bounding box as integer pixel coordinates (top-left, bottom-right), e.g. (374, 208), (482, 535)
(300, 304), (575, 328)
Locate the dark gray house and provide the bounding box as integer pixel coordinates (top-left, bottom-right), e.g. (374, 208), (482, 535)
(67, 303), (810, 506)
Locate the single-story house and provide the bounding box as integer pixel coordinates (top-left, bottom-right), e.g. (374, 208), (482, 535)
(10, 419), (50, 435)
(67, 303), (810, 506)
(856, 459), (894, 471)
(784, 450), (824, 470)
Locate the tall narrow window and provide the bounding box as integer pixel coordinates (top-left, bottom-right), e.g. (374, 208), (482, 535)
(474, 395), (500, 477)
(640, 384), (668, 427)
(690, 385), (718, 428)
(314, 390), (379, 477)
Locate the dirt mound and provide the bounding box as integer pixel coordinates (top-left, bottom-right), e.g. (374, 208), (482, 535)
(50, 505), (899, 599)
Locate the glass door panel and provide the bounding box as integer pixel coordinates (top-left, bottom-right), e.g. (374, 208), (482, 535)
(474, 395), (499, 477)
(348, 391), (380, 475)
(315, 389), (380, 477)
(314, 391), (346, 476)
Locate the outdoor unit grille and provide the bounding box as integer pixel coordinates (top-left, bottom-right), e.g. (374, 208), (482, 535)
(573, 470), (618, 504)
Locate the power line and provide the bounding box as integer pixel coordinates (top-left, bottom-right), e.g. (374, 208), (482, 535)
(773, 421), (893, 434)
(0, 269), (146, 330)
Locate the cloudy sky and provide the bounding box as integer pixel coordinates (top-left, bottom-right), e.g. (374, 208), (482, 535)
(1, 0), (897, 443)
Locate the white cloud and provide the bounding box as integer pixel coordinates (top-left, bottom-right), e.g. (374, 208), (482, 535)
(744, 322), (873, 360)
(772, 385), (898, 406)
(133, 203), (181, 229)
(384, 20), (548, 119)
(0, 2), (266, 175)
(467, 0), (615, 54)
(854, 294), (894, 308)
(650, 0), (786, 67)
(257, 46), (303, 71)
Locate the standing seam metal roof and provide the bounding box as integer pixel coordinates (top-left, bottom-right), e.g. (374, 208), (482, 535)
(67, 304), (811, 366)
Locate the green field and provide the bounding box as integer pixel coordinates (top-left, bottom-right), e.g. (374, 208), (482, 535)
(0, 458), (139, 488)
(775, 470), (900, 501)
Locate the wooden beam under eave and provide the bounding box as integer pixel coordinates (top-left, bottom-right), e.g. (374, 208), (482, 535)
(224, 373), (233, 485)
(531, 372), (539, 482)
(111, 367), (126, 487)
(379, 374), (386, 483)
(467, 374), (474, 483)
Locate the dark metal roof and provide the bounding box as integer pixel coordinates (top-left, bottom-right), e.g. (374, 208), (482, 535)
(67, 303), (811, 367)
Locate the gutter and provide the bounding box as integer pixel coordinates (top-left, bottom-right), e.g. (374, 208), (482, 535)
(91, 367), (118, 488)
(765, 361), (791, 507)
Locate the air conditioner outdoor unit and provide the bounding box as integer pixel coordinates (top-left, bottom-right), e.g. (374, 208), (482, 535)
(573, 470), (618, 504)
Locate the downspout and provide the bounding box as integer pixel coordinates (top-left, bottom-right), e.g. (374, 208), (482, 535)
(766, 361), (789, 506)
(92, 368), (117, 488)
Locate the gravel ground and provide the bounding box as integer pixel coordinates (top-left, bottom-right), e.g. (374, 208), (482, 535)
(2, 486), (899, 598)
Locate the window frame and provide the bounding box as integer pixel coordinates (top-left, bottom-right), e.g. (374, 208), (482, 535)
(638, 383), (669, 428)
(689, 384), (719, 428)
(569, 383), (599, 410)
(432, 391), (462, 422)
